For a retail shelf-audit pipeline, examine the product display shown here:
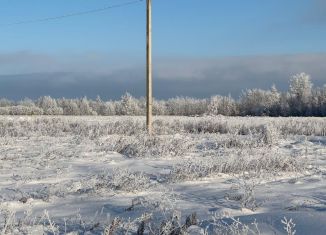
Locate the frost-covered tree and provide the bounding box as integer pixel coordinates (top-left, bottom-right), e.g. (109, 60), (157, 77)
(137, 97), (147, 115)
(166, 97), (207, 116)
(118, 92), (141, 115)
(279, 93), (291, 116)
(78, 97), (96, 116)
(37, 96), (63, 115)
(268, 85), (282, 116)
(153, 99), (167, 115)
(18, 98), (36, 107)
(288, 73), (313, 116)
(239, 87), (280, 116)
(100, 101), (116, 116)
(0, 98), (14, 107)
(166, 97), (183, 115)
(311, 84), (326, 116)
(207, 95), (237, 116)
(88, 96), (102, 115)
(1, 73), (326, 117)
(322, 85), (326, 116)
(58, 98), (80, 115)
(289, 73), (312, 102)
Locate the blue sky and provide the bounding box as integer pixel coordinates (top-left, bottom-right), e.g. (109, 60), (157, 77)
(1, 0), (326, 56)
(0, 0), (326, 99)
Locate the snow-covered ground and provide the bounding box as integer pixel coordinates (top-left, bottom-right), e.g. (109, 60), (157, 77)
(0, 116), (325, 234)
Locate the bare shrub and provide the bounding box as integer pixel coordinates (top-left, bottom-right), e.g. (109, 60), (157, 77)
(103, 217), (121, 235)
(281, 217), (296, 235)
(0, 207), (16, 234)
(209, 213), (261, 235)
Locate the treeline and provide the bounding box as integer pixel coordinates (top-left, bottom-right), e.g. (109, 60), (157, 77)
(0, 73), (325, 116)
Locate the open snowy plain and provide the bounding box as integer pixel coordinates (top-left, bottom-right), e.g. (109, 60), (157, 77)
(0, 116), (325, 234)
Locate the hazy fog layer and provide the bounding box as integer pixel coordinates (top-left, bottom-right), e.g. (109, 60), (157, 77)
(0, 52), (325, 100)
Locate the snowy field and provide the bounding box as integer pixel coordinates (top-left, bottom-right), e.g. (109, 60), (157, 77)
(0, 116), (326, 234)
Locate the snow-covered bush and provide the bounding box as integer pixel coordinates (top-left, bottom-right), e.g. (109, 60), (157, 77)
(0, 205), (299, 235)
(96, 169), (151, 192)
(259, 124), (281, 145)
(198, 132), (266, 150)
(0, 207), (61, 235)
(0, 116), (325, 138)
(171, 149), (304, 182)
(209, 213), (261, 235)
(109, 133), (195, 158)
(226, 173), (262, 211)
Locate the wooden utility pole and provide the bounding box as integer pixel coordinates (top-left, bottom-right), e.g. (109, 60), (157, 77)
(146, 0), (153, 134)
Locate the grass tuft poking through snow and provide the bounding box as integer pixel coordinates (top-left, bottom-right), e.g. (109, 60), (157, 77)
(0, 116), (325, 234)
